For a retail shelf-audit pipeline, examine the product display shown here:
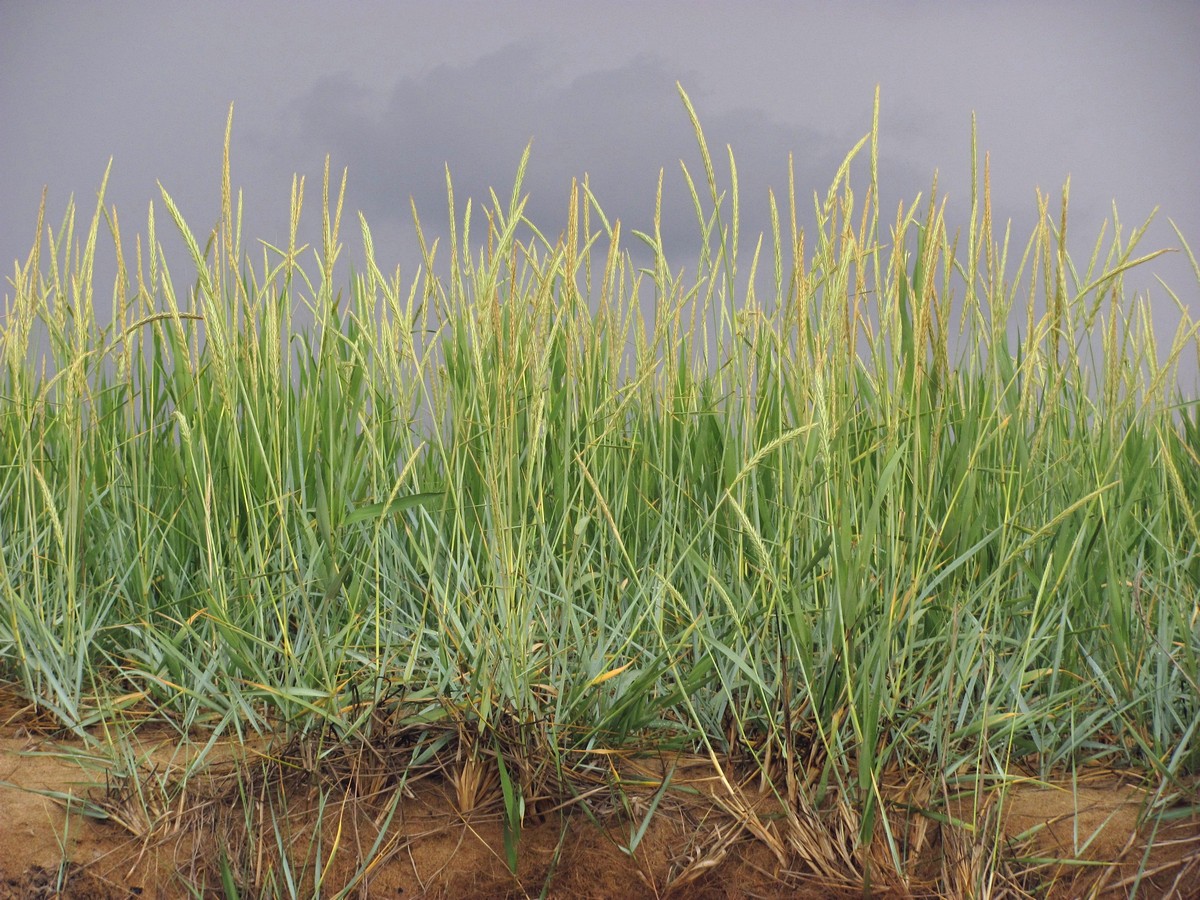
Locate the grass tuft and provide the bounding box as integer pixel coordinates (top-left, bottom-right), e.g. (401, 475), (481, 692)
(3, 87), (1199, 895)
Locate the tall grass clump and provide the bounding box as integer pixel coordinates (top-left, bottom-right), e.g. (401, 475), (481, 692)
(2, 89), (1199, 894)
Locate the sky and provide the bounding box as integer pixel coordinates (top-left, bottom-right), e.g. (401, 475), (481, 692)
(3, 1), (1199, 384)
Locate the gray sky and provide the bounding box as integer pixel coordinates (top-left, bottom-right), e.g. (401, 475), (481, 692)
(3, 2), (1198, 382)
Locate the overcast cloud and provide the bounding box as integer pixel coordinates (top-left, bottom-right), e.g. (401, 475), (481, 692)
(2, 2), (1198, 379)
(277, 46), (880, 259)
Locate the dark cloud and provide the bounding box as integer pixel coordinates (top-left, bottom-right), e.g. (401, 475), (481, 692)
(277, 45), (928, 272)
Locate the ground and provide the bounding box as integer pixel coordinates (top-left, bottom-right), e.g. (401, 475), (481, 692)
(2, 684), (1198, 898)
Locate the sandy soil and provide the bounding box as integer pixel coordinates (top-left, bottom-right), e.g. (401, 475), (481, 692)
(2, 683), (1198, 898)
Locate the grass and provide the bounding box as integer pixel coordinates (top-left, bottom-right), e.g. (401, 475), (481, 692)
(2, 85), (1199, 896)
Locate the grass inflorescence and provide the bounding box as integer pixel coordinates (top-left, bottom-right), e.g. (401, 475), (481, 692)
(2, 87), (1199, 896)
